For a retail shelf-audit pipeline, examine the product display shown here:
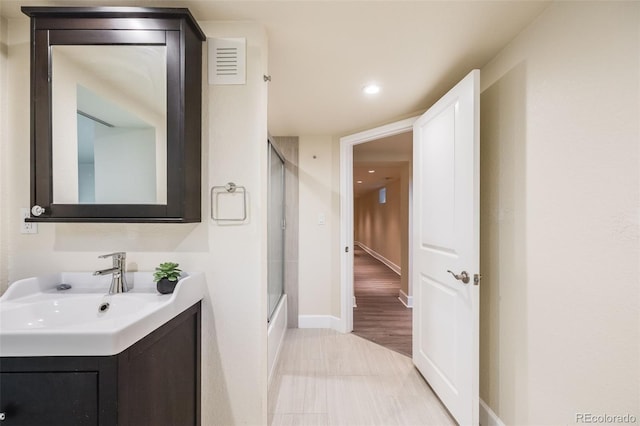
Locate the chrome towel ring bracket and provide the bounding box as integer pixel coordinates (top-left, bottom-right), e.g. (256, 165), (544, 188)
(210, 182), (247, 222)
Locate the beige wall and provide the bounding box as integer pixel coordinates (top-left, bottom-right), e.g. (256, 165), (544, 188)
(2, 18), (269, 426)
(480, 2), (639, 424)
(354, 171), (410, 296)
(355, 178), (401, 268)
(480, 52), (528, 425)
(399, 165), (410, 296)
(0, 17), (7, 292)
(298, 135), (342, 318)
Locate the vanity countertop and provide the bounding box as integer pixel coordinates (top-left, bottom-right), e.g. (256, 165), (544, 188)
(0, 272), (205, 357)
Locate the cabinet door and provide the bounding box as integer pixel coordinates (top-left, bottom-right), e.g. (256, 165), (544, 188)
(119, 310), (199, 426)
(0, 372), (98, 426)
(22, 7), (204, 223)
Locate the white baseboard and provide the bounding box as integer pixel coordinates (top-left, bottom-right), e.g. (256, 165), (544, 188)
(298, 314), (341, 330)
(355, 241), (401, 275)
(480, 399), (505, 426)
(398, 289), (413, 308)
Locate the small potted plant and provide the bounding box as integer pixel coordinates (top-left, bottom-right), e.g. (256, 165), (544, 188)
(153, 262), (182, 294)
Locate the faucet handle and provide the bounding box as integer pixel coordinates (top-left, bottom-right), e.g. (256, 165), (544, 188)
(98, 252), (126, 260)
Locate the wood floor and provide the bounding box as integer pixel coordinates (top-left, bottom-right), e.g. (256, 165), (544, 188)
(268, 328), (455, 426)
(353, 246), (412, 357)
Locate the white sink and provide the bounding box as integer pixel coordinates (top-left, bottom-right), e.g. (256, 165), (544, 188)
(0, 272), (205, 357)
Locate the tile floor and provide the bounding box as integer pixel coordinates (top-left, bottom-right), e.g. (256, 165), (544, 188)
(268, 328), (455, 426)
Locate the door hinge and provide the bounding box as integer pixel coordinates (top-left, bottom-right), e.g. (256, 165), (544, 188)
(474, 273), (482, 286)
(345, 246), (349, 253)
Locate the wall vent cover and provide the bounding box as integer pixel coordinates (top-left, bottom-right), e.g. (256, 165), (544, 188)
(208, 37), (246, 85)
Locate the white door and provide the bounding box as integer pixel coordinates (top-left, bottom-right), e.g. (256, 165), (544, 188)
(412, 69), (480, 425)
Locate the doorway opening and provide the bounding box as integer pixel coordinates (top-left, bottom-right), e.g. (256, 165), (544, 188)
(338, 117), (417, 335)
(351, 132), (413, 356)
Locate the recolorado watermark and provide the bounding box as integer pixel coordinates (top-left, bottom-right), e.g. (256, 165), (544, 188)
(576, 413), (637, 424)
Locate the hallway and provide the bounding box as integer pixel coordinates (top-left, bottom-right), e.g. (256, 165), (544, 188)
(268, 328), (455, 426)
(353, 245), (412, 357)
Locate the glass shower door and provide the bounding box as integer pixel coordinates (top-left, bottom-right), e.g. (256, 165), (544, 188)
(267, 141), (285, 322)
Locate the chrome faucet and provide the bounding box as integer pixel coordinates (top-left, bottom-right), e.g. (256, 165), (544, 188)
(94, 252), (130, 294)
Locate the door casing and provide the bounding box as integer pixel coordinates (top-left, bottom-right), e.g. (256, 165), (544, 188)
(339, 117), (418, 333)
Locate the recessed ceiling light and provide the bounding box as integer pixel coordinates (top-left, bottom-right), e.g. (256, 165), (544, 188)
(363, 84), (380, 95)
(368, 170), (375, 173)
(357, 180), (363, 184)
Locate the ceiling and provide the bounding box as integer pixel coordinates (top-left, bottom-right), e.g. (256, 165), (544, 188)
(353, 131), (412, 197)
(353, 162), (406, 198)
(1, 0), (550, 136)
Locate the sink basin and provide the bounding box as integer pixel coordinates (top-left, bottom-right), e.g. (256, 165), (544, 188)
(0, 272), (205, 357)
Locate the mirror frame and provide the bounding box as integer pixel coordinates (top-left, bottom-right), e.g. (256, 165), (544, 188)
(22, 7), (205, 222)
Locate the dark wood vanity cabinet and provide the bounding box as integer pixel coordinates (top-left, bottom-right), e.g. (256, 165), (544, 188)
(0, 370), (104, 425)
(0, 303), (201, 426)
(22, 7), (205, 223)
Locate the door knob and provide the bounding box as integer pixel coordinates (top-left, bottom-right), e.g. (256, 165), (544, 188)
(447, 270), (470, 284)
(31, 205), (46, 216)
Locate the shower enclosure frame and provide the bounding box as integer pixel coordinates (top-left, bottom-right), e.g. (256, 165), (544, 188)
(267, 138), (286, 323)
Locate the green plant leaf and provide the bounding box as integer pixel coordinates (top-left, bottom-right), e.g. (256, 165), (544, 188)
(153, 262), (181, 282)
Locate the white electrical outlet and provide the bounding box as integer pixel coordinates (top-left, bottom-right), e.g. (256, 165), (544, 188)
(20, 208), (38, 234)
(318, 212), (326, 225)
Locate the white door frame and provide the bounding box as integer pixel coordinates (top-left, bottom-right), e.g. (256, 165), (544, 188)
(339, 116), (418, 333)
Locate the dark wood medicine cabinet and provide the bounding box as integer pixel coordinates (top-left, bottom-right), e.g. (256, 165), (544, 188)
(22, 7), (205, 223)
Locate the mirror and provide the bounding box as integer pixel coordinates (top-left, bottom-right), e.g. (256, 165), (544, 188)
(23, 6), (205, 222)
(51, 45), (167, 204)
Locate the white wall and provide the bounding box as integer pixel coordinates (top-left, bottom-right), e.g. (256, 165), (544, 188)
(2, 17), (269, 426)
(93, 126), (157, 203)
(480, 2), (639, 424)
